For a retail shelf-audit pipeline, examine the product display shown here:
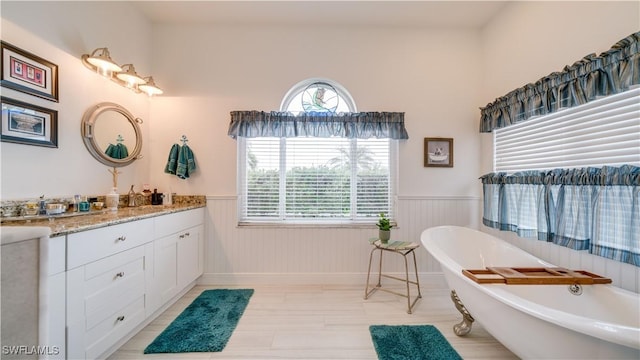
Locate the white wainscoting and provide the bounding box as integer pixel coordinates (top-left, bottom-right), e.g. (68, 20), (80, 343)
(201, 195), (481, 287)
(201, 195), (639, 293)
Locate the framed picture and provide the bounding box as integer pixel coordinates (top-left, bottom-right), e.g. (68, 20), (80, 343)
(1, 41), (59, 102)
(1, 97), (58, 148)
(424, 137), (453, 167)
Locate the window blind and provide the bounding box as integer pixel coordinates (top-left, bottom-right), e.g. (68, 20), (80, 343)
(494, 88), (640, 173)
(239, 137), (394, 223)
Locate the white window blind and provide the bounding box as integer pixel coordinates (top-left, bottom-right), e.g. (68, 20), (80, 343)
(239, 137), (395, 223)
(237, 78), (398, 224)
(494, 88), (640, 172)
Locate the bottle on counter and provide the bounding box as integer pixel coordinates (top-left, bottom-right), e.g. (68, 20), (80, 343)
(151, 188), (164, 205)
(38, 195), (47, 215)
(79, 196), (90, 212)
(72, 194), (81, 212)
(106, 187), (119, 211)
(128, 185), (136, 207)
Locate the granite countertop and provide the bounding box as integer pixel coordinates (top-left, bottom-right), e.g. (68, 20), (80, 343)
(0, 201), (206, 237)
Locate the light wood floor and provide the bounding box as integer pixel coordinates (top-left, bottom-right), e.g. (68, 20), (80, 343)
(108, 284), (518, 359)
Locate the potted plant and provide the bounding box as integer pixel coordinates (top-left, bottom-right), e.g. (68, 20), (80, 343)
(376, 212), (393, 243)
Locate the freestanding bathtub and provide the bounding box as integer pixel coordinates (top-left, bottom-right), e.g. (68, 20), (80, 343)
(421, 226), (640, 360)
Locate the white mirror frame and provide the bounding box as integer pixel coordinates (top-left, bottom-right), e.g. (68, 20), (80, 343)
(81, 102), (143, 167)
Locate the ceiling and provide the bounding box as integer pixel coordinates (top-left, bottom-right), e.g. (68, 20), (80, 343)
(131, 1), (509, 29)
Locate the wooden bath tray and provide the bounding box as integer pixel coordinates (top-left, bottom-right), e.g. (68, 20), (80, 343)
(462, 267), (612, 285)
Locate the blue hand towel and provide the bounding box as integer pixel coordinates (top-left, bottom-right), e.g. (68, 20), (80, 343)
(105, 143), (116, 158)
(116, 143), (129, 159)
(164, 144), (180, 174)
(105, 143), (129, 159)
(186, 145), (196, 175)
(176, 144), (196, 179)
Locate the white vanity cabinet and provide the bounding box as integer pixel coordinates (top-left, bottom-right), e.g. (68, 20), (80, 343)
(147, 208), (204, 315)
(177, 224), (203, 289)
(66, 218), (154, 360)
(64, 207), (205, 359)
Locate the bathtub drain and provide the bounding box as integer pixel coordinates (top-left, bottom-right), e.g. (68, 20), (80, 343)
(568, 283), (583, 295)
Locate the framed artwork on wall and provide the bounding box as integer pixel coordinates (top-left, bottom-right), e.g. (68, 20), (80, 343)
(1, 97), (58, 148)
(424, 137), (453, 167)
(1, 41), (59, 102)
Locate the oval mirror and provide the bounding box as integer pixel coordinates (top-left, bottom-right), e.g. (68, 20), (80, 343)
(81, 102), (143, 167)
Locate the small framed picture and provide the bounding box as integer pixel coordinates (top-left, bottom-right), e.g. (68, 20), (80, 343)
(1, 41), (59, 102)
(1, 97), (58, 148)
(424, 137), (453, 167)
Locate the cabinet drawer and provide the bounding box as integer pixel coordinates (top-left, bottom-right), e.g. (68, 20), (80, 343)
(84, 246), (146, 319)
(155, 208), (204, 238)
(84, 296), (145, 360)
(67, 218), (153, 269)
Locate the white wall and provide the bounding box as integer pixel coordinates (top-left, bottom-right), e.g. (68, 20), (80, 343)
(479, 1), (640, 292)
(147, 23), (485, 285)
(148, 24), (483, 198)
(481, 1), (639, 103)
(0, 1), (153, 200)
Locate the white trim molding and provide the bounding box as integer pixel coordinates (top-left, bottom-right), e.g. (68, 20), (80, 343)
(198, 272), (447, 288)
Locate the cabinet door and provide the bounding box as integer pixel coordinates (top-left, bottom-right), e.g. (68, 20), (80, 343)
(66, 245), (147, 360)
(153, 234), (179, 305)
(177, 225), (203, 289)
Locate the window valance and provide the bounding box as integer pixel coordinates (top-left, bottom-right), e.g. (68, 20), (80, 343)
(227, 111), (408, 139)
(480, 165), (640, 266)
(480, 31), (640, 133)
(480, 165), (640, 186)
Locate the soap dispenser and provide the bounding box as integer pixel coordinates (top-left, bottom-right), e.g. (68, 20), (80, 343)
(106, 187), (119, 211)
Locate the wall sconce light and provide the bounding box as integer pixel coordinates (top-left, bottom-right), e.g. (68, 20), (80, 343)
(81, 47), (164, 96)
(139, 77), (164, 96)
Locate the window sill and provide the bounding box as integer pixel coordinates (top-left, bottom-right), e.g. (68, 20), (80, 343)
(237, 220), (397, 229)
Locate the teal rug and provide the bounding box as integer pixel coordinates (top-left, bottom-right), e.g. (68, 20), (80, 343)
(369, 325), (463, 360)
(144, 289), (254, 354)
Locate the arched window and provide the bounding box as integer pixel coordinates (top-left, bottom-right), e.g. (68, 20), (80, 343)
(280, 78), (356, 114)
(236, 78), (398, 225)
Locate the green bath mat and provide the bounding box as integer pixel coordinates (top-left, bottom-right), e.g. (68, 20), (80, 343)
(144, 289), (254, 354)
(369, 325), (462, 360)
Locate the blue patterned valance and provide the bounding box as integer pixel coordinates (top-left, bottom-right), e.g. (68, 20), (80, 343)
(480, 32), (640, 133)
(480, 165), (640, 266)
(228, 111), (408, 139)
(480, 165), (640, 186)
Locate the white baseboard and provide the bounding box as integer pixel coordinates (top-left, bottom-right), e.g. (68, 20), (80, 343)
(197, 272), (448, 289)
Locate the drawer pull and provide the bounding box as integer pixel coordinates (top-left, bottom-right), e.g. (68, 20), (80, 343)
(116, 315), (125, 322)
(115, 236), (127, 242)
(185, 232), (190, 237)
(179, 234), (185, 239)
(115, 272), (125, 278)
